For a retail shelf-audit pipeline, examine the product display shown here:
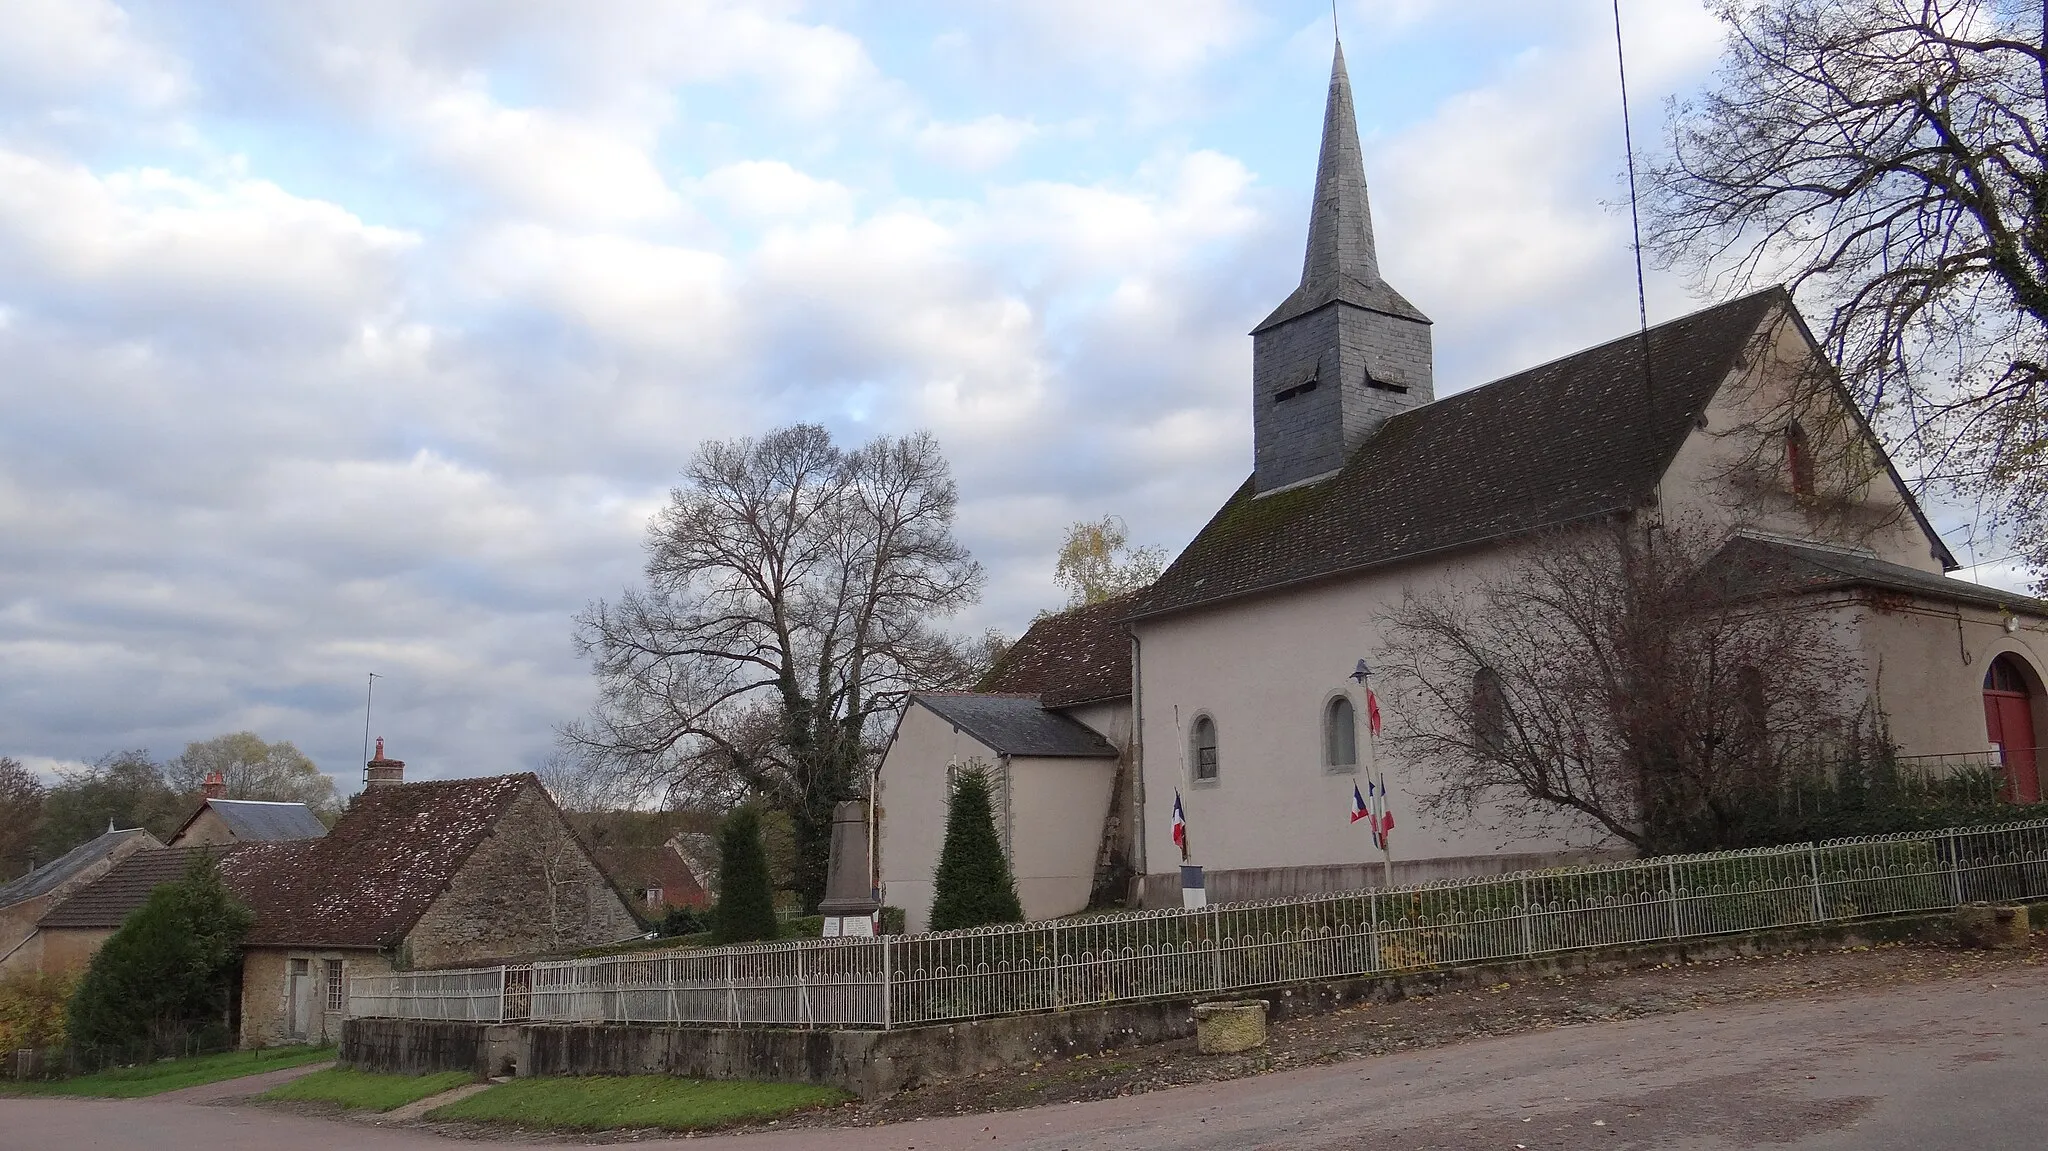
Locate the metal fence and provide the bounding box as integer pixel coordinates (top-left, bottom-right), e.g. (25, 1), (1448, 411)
(349, 817), (2048, 1030)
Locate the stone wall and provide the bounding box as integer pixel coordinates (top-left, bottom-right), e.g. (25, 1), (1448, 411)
(402, 785), (638, 968)
(169, 809), (234, 847)
(343, 909), (1961, 1098)
(35, 927), (113, 976)
(241, 947), (389, 1047)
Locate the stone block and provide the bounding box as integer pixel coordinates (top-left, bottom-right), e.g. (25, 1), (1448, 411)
(1193, 999), (1269, 1054)
(1954, 903), (2029, 949)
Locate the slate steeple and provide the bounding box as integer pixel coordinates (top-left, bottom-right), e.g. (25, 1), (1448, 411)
(1250, 41), (1433, 494)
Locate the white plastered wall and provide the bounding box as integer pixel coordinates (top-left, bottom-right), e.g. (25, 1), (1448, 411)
(1132, 537), (1615, 884)
(1656, 308), (1946, 571)
(877, 701), (1121, 931)
(1006, 753), (1118, 924)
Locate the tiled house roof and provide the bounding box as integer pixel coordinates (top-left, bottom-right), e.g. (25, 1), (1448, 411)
(0, 828), (157, 909)
(977, 592), (1139, 706)
(241, 774), (534, 949)
(39, 775), (540, 950)
(913, 694), (1120, 758)
(593, 846), (709, 910)
(1704, 535), (2048, 615)
(1133, 290), (1804, 620)
(35, 844), (215, 927)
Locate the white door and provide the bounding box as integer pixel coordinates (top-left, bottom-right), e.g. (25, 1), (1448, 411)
(286, 958), (311, 1040)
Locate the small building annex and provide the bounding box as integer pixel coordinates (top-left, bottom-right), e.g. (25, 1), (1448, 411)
(878, 593), (1138, 931)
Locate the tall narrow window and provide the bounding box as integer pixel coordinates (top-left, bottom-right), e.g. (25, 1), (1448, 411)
(1472, 667), (1509, 754)
(1324, 696), (1358, 771)
(324, 958), (344, 1012)
(1786, 421), (1815, 496)
(1191, 715), (1220, 783)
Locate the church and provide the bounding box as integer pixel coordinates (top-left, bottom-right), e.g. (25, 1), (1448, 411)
(875, 44), (2048, 930)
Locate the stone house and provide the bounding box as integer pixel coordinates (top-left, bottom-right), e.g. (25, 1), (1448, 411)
(592, 844), (709, 920)
(875, 42), (2048, 916)
(35, 765), (637, 1046)
(0, 827), (160, 976)
(167, 797), (328, 847)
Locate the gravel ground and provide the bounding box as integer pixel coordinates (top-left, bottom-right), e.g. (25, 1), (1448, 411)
(791, 928), (2047, 1131)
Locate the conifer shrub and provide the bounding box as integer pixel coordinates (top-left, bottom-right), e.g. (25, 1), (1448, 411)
(929, 769), (1024, 932)
(67, 853), (251, 1057)
(712, 808), (779, 944)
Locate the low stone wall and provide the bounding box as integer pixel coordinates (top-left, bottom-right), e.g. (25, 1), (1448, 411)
(344, 910), (1965, 1098)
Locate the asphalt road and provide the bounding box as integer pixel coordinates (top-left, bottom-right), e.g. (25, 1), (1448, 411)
(8, 965), (2045, 1151)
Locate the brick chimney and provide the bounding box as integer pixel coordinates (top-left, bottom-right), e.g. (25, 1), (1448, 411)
(365, 736), (405, 789)
(202, 770), (227, 800)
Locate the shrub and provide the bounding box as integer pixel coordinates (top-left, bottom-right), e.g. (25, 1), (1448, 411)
(711, 809), (779, 944)
(656, 905), (706, 937)
(0, 969), (78, 1051)
(929, 770), (1024, 931)
(67, 852), (252, 1054)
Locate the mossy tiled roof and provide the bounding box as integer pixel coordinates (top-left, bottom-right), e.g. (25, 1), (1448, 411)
(1133, 289), (1791, 619)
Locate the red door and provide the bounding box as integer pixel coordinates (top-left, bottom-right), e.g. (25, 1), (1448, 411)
(1984, 655), (2040, 804)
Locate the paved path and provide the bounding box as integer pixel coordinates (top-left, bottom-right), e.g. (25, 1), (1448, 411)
(8, 967), (2046, 1150)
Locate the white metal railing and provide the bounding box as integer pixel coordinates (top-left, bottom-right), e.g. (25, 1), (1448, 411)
(349, 966), (507, 1022)
(349, 817), (2048, 1030)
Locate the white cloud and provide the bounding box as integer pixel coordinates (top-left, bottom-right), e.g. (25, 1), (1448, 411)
(915, 114), (1039, 172)
(0, 0), (187, 110)
(696, 160), (854, 223)
(1368, 1), (1724, 388)
(409, 83), (679, 225)
(0, 149), (415, 337)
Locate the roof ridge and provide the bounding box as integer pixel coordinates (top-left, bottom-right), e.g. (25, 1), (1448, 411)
(1399, 287), (1786, 416)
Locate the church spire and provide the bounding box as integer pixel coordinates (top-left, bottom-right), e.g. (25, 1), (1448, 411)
(1302, 40), (1379, 290)
(1248, 40), (1432, 495)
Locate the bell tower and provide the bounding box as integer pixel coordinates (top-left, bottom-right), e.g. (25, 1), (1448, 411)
(1251, 41), (1432, 494)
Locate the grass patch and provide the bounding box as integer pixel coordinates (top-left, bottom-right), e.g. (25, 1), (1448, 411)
(262, 1067), (475, 1112)
(0, 1046), (334, 1098)
(429, 1075), (849, 1132)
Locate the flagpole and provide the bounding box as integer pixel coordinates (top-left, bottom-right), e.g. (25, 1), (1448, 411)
(1362, 675), (1392, 889)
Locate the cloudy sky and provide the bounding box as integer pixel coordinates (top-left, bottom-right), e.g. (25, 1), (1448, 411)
(0, 0), (2023, 793)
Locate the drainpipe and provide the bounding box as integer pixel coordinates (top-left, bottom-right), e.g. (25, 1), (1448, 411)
(1129, 632), (1147, 904)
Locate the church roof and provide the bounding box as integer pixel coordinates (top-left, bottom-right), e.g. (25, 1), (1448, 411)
(1134, 289), (1791, 620)
(912, 694), (1120, 759)
(1253, 40), (1427, 333)
(1703, 535), (2048, 616)
(977, 591), (1139, 706)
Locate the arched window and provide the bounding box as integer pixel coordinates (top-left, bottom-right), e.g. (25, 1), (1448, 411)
(1324, 696), (1358, 771)
(1472, 667), (1509, 754)
(1190, 715), (1220, 784)
(1786, 421), (1815, 496)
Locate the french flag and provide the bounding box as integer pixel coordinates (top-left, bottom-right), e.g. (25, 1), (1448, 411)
(1171, 790), (1188, 859)
(1361, 777), (1396, 849)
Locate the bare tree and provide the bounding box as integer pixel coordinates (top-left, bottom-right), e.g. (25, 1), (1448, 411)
(564, 425), (983, 909)
(1378, 526), (1866, 854)
(1053, 515), (1166, 607)
(1649, 0), (2048, 585)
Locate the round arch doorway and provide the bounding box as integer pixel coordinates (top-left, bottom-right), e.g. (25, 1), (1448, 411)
(1984, 654), (2041, 804)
